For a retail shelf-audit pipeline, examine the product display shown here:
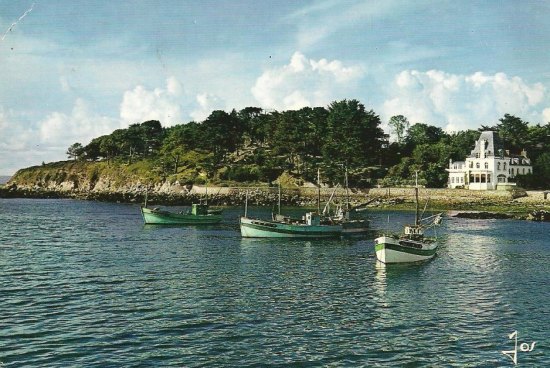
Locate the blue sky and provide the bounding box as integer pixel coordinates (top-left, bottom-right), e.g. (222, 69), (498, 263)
(1, 0), (550, 175)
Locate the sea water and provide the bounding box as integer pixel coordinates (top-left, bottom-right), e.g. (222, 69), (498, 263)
(0, 199), (547, 367)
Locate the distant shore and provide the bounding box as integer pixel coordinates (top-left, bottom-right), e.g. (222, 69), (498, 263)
(1, 184), (548, 220)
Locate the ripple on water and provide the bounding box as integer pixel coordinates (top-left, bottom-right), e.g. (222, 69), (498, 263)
(0, 201), (548, 366)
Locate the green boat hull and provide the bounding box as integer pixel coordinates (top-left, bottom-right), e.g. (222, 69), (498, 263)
(141, 206), (222, 225)
(240, 216), (342, 238)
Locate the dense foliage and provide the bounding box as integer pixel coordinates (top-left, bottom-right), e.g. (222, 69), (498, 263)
(66, 100), (550, 188)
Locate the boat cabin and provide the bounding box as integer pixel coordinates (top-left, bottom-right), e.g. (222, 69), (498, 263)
(305, 212), (321, 226)
(404, 225), (423, 236)
(191, 204), (209, 216)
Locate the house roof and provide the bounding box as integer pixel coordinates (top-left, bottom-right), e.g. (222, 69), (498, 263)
(469, 131), (503, 158)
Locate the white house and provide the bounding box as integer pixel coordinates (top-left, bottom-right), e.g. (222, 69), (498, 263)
(447, 131), (532, 190)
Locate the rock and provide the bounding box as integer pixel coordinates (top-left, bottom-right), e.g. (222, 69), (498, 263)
(526, 210), (550, 222)
(452, 211), (515, 219)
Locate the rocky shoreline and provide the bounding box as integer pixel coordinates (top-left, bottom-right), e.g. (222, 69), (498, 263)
(1, 183), (549, 221)
(0, 184), (318, 207)
(451, 210), (550, 222)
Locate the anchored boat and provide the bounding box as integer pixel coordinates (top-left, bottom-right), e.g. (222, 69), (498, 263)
(240, 212), (342, 238)
(239, 171), (343, 238)
(374, 174), (443, 264)
(325, 167), (370, 235)
(140, 190), (222, 225)
(141, 203), (222, 225)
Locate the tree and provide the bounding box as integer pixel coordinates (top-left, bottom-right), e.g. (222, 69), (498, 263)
(238, 107), (265, 145)
(384, 140), (452, 187)
(161, 145), (186, 174)
(66, 142), (84, 160)
(323, 99), (386, 170)
(201, 110), (245, 160)
(271, 110), (304, 171)
(83, 138), (102, 160)
(525, 123), (550, 163)
(99, 136), (118, 161)
(534, 152), (550, 188)
(388, 115), (410, 144)
(497, 114), (529, 153)
(140, 120), (164, 155)
(405, 123), (447, 147)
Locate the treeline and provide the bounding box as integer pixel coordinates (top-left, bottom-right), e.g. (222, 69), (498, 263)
(65, 100), (550, 188)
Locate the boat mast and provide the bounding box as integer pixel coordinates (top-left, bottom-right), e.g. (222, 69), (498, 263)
(244, 188), (249, 217)
(345, 165), (350, 210)
(205, 181), (208, 206)
(317, 168), (321, 214)
(278, 181), (281, 215)
(415, 171), (419, 226)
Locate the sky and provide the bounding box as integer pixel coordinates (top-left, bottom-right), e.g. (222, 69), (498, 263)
(1, 0), (550, 175)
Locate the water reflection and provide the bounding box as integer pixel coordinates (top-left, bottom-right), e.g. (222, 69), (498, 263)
(1, 201), (548, 367)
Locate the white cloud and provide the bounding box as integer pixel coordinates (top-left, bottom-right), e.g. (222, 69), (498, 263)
(39, 98), (121, 145)
(0, 101), (121, 174)
(382, 70), (548, 131)
(252, 52), (364, 110)
(120, 76), (184, 126)
(190, 93), (225, 122)
(0, 107), (33, 153)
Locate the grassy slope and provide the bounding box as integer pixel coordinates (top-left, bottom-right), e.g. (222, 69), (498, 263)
(10, 160), (161, 187)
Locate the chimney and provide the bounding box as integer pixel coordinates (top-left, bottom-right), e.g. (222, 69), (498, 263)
(521, 149), (527, 158)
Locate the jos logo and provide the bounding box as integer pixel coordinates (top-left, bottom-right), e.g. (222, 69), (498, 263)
(501, 331), (536, 365)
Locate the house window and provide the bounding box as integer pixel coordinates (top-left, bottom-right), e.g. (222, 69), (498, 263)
(503, 163), (506, 170)
(523, 168), (525, 174)
(484, 162), (488, 169)
(476, 163), (480, 169)
(497, 162), (501, 170)
(469, 162), (473, 168)
(452, 177), (455, 183)
(476, 153), (480, 158)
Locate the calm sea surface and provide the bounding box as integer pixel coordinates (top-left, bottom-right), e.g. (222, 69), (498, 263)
(0, 199), (548, 367)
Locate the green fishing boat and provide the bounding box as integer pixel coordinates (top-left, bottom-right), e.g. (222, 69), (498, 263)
(239, 170), (343, 238)
(324, 167), (370, 235)
(141, 203), (222, 225)
(240, 212), (342, 238)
